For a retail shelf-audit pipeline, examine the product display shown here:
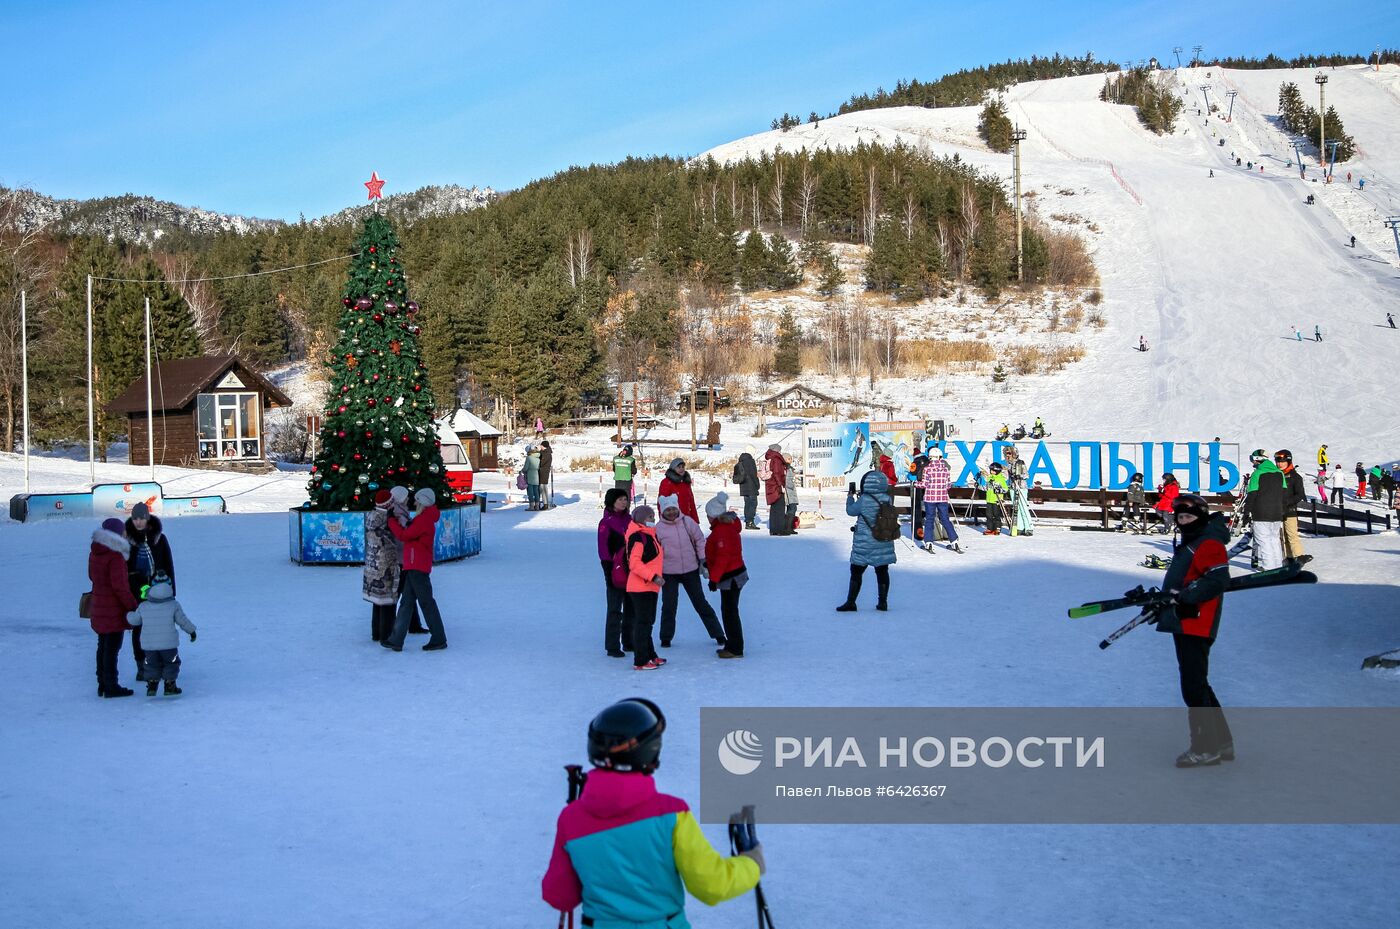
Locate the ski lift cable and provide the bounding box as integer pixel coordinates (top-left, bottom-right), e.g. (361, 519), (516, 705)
(91, 252), (358, 284)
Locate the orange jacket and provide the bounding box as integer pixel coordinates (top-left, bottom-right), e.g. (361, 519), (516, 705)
(625, 522), (664, 594)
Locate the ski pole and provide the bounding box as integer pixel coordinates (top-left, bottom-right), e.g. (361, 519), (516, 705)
(1099, 603), (1164, 649)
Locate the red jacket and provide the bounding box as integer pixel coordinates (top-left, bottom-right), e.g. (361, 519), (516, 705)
(625, 522), (664, 593)
(1154, 481), (1180, 513)
(705, 516), (746, 585)
(657, 476), (699, 522)
(389, 504), (439, 573)
(88, 529), (138, 634)
(763, 450), (787, 505)
(878, 455), (897, 484)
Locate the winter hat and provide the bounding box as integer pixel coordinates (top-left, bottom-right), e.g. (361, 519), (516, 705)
(768, 443), (781, 452)
(101, 517), (125, 534)
(928, 448), (943, 459)
(373, 489), (393, 508)
(622, 445), (633, 455)
(657, 494), (681, 517)
(632, 504), (656, 525)
(705, 492), (731, 520)
(669, 458), (685, 471)
(389, 485), (410, 505)
(414, 487), (436, 508)
(131, 502), (150, 519)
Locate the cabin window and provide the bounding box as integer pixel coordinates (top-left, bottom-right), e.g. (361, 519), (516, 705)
(197, 391), (260, 459)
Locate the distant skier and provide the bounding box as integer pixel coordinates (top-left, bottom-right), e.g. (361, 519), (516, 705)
(1156, 493), (1234, 768)
(1350, 235), (1356, 248)
(1138, 336), (1150, 352)
(1313, 325), (1322, 343)
(1209, 169), (1214, 178)
(1291, 326), (1302, 341)
(1387, 312), (1395, 329)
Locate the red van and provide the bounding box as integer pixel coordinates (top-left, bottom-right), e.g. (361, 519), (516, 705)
(436, 422), (475, 503)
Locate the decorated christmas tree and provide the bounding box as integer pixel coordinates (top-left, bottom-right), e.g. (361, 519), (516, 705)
(306, 211), (452, 511)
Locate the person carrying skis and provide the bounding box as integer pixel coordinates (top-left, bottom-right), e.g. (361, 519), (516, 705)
(1156, 493), (1234, 767)
(915, 449), (962, 552)
(1242, 449), (1286, 571)
(542, 699), (764, 927)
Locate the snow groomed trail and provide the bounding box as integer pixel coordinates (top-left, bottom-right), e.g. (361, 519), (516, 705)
(702, 65), (1400, 460)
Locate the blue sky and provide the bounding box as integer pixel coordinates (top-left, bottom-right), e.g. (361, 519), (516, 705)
(5, 1), (1395, 220)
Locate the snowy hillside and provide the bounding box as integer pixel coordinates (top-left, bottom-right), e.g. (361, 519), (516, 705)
(702, 66), (1400, 461)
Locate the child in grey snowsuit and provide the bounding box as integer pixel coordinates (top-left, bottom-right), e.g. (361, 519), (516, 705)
(127, 572), (196, 696)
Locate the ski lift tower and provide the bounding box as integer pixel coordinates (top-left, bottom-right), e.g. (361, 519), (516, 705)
(1012, 126), (1028, 282)
(1225, 90), (1237, 122)
(1292, 140), (1307, 176)
(1324, 140), (1341, 180)
(1314, 73), (1328, 166)
(1201, 85), (1212, 114)
(1384, 217), (1400, 259)
(1192, 45), (1203, 67)
(1172, 46), (1183, 68)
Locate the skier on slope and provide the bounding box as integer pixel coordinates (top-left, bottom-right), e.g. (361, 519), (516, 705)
(1388, 312), (1396, 329)
(1155, 493), (1234, 768)
(1314, 325), (1322, 343)
(1139, 336), (1150, 352)
(542, 699), (764, 926)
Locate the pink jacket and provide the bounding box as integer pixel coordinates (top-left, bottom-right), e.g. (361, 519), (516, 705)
(916, 458), (953, 503)
(653, 514), (706, 575)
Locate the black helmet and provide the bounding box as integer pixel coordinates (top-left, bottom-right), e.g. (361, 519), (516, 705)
(1172, 493), (1211, 521)
(1274, 449), (1292, 464)
(989, 462), (1004, 473)
(1131, 472), (1144, 483)
(588, 698), (666, 773)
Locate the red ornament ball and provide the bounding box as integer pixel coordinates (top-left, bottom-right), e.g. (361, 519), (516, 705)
(365, 430), (373, 439)
(342, 297), (353, 307)
(366, 398), (376, 407)
(353, 453), (363, 461)
(413, 384), (422, 392)
(336, 430), (346, 438)
(372, 374), (380, 381)
(338, 405), (348, 413)
(369, 246), (377, 253)
(373, 313), (383, 323)
(386, 279), (395, 286)
(401, 434), (410, 444)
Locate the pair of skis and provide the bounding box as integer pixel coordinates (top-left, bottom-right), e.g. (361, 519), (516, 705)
(1068, 562), (1318, 649)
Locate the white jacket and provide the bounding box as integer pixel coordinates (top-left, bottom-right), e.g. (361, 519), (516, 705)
(128, 580), (196, 650)
(1327, 470), (1342, 489)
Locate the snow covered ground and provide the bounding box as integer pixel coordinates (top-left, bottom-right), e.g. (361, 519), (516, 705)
(2, 450), (1398, 928)
(702, 65), (1400, 463)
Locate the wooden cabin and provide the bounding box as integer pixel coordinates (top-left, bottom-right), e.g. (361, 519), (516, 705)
(106, 356), (292, 467)
(438, 408), (502, 470)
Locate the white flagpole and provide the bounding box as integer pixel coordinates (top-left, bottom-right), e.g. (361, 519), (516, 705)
(21, 290), (30, 493)
(87, 275), (95, 484)
(145, 296), (155, 480)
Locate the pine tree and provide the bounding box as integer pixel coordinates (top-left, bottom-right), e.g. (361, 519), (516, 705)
(765, 234), (801, 289)
(739, 229), (773, 291)
(306, 214), (451, 512)
(773, 308), (802, 376)
(978, 98), (1014, 152)
(817, 253), (846, 296)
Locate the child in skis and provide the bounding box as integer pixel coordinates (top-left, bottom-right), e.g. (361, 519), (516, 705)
(704, 493), (749, 658)
(542, 699), (763, 926)
(1156, 494), (1233, 767)
(126, 572), (196, 696)
(983, 463), (1008, 536)
(1121, 472), (1148, 532)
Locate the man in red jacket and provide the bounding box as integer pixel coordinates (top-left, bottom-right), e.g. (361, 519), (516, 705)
(1156, 493), (1233, 767)
(90, 518), (140, 697)
(382, 488), (448, 652)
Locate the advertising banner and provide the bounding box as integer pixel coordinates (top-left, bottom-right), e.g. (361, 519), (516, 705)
(869, 421), (926, 482)
(801, 422), (870, 489)
(289, 505), (482, 565)
(10, 482), (228, 522)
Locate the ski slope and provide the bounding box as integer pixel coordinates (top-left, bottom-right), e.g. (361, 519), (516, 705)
(702, 66), (1400, 462)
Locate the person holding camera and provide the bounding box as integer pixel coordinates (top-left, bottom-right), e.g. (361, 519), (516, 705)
(837, 471), (896, 612)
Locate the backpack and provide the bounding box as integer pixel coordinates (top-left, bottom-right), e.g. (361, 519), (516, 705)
(861, 492), (902, 542)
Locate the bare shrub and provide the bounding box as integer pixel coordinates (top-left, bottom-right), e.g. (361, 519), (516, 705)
(903, 339), (996, 373)
(1009, 346), (1043, 375)
(1042, 229), (1099, 287)
(1087, 309), (1106, 328)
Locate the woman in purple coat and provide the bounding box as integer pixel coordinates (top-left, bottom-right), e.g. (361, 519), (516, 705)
(597, 488), (635, 658)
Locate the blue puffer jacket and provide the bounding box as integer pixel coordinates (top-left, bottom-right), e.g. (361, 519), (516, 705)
(846, 471), (897, 567)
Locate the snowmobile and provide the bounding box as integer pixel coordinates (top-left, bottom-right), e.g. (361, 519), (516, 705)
(1030, 423), (1049, 439)
(1140, 554), (1171, 569)
(1011, 424), (1028, 440)
(996, 424), (1010, 441)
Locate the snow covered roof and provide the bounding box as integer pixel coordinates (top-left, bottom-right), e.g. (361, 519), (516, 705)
(438, 408), (501, 437)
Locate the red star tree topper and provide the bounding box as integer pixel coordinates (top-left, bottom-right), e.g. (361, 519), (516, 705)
(364, 171), (386, 200)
